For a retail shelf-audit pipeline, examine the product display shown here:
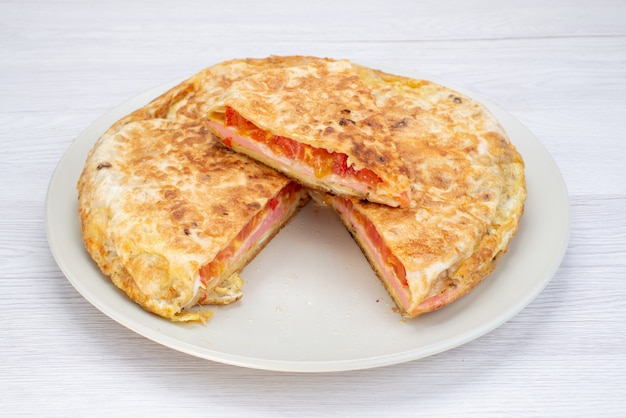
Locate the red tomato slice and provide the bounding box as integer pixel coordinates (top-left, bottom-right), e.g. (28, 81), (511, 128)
(354, 168), (382, 187)
(224, 106), (238, 126)
(273, 135), (300, 159)
(332, 153), (348, 176)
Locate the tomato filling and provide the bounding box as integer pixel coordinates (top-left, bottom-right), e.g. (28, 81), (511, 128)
(223, 106), (383, 187)
(197, 181), (303, 299)
(342, 198), (408, 287)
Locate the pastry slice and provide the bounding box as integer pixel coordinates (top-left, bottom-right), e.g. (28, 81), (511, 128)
(78, 119), (309, 322)
(318, 66), (526, 317)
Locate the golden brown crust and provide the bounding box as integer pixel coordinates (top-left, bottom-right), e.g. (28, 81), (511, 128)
(168, 56), (331, 123)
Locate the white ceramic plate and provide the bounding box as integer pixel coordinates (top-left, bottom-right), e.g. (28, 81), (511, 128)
(46, 69), (570, 373)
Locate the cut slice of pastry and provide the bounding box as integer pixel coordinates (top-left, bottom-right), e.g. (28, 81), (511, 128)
(206, 58), (411, 208)
(78, 119), (309, 322)
(317, 65), (526, 317)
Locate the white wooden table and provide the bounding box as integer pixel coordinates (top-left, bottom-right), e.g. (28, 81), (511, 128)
(1, 0), (625, 416)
